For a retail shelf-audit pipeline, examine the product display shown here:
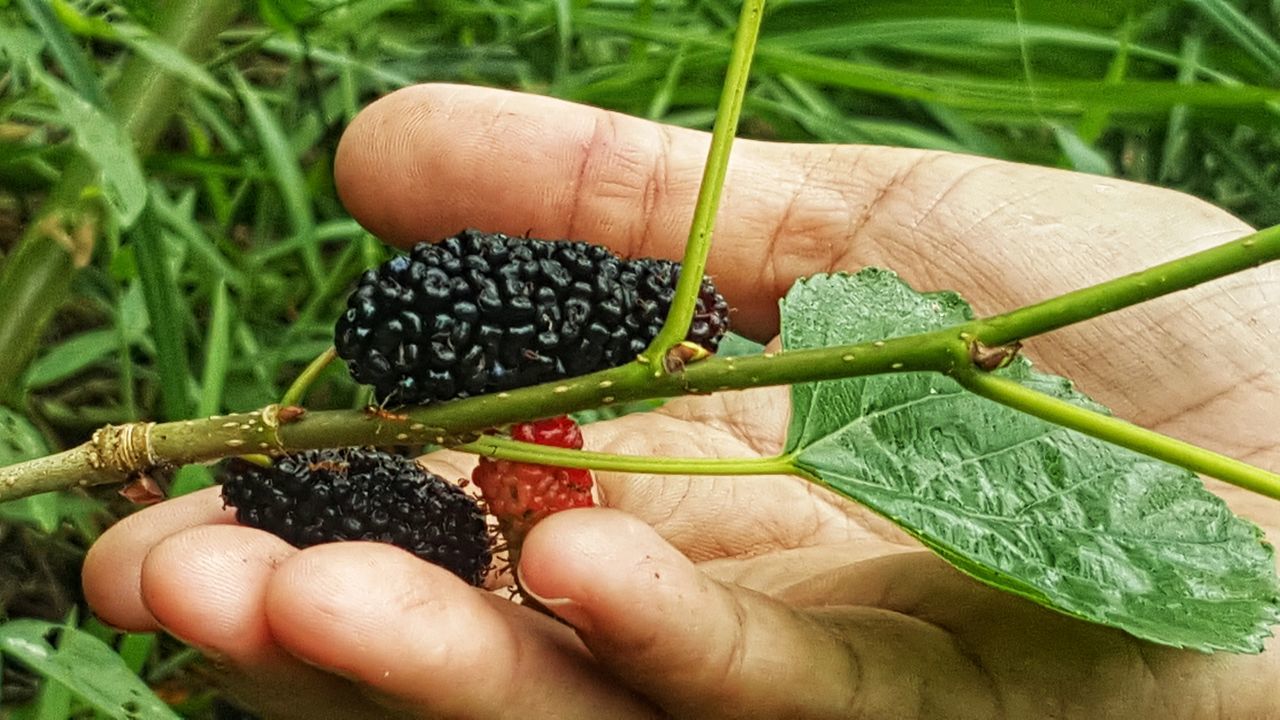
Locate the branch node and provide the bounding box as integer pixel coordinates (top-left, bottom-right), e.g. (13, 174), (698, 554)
(90, 422), (158, 475)
(259, 404), (297, 452)
(970, 340), (1023, 371)
(663, 341), (712, 374)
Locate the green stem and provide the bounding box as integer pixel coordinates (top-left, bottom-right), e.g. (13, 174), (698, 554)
(459, 435), (797, 476)
(2, 203), (1280, 499)
(953, 368), (1280, 499)
(977, 223), (1280, 344)
(1, 222), (1278, 502)
(280, 347), (338, 407)
(645, 0), (765, 369)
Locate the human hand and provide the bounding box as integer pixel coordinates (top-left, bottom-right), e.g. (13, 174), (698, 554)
(84, 84), (1280, 719)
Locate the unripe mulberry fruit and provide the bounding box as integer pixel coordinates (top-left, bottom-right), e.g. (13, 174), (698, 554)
(221, 448), (491, 586)
(334, 229), (730, 405)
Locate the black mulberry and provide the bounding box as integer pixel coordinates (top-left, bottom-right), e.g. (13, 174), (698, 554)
(221, 448), (492, 586)
(335, 229), (730, 405)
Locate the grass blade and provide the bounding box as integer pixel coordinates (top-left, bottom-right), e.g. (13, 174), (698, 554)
(197, 281), (233, 417)
(34, 69), (147, 227)
(133, 209), (193, 420)
(118, 29), (233, 101)
(230, 70), (322, 284)
(1183, 0), (1280, 79)
(17, 0), (107, 108)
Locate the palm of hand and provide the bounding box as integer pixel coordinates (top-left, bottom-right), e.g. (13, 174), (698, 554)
(563, 390), (1279, 719)
(83, 84), (1280, 719)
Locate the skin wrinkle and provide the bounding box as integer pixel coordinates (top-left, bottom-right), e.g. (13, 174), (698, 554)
(586, 127), (655, 226)
(938, 624), (1007, 720)
(760, 156), (850, 284)
(696, 587), (753, 714)
(828, 626), (869, 720)
(633, 125), (672, 261)
(486, 602), (534, 718)
(563, 107), (601, 239)
(1149, 362), (1271, 428)
(845, 151), (927, 246)
(759, 176), (803, 295)
(589, 409), (883, 558)
(908, 158), (1005, 235)
(1129, 642), (1168, 718)
(1238, 443), (1280, 469)
(655, 392), (782, 454)
(961, 183), (1059, 247)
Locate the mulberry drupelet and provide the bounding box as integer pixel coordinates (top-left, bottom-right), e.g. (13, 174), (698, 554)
(221, 448), (492, 586)
(334, 229), (730, 405)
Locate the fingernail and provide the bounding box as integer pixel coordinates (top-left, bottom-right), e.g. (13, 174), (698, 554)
(516, 566), (594, 633)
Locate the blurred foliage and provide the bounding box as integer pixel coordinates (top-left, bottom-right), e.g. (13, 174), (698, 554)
(0, 0), (1278, 716)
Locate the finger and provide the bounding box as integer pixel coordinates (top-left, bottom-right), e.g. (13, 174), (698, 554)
(333, 83), (1251, 335)
(139, 525), (400, 720)
(518, 509), (998, 719)
(333, 83), (1280, 465)
(263, 542), (660, 719)
(83, 487), (234, 631)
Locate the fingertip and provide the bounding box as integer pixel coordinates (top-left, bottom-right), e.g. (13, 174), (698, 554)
(83, 545), (160, 632)
(83, 487), (235, 632)
(335, 82), (596, 247)
(138, 524), (295, 658)
(519, 508), (699, 613)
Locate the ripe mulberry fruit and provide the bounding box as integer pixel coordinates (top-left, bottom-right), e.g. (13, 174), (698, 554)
(472, 416), (597, 564)
(334, 229), (730, 405)
(221, 448), (491, 586)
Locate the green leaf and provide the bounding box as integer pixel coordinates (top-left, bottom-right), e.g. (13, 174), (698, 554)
(169, 464), (215, 497)
(197, 280), (233, 417)
(256, 0), (312, 32)
(23, 329), (119, 389)
(33, 69), (147, 227)
(133, 208), (194, 420)
(0, 24), (45, 85)
(0, 406), (48, 465)
(781, 269), (1280, 653)
(0, 407), (59, 534)
(716, 331), (765, 358)
(19, 0), (107, 107)
(230, 71), (321, 283)
(118, 28), (232, 101)
(1182, 0), (1280, 80)
(1051, 124), (1115, 176)
(0, 620), (179, 720)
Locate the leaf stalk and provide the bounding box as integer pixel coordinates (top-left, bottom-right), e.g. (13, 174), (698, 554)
(459, 436), (796, 477)
(951, 367), (1280, 499)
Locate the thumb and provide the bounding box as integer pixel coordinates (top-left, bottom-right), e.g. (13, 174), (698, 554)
(517, 509), (990, 719)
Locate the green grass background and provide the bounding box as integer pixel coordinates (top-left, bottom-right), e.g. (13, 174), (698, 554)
(0, 0), (1278, 716)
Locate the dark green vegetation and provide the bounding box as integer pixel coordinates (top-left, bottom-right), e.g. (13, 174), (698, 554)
(1, 0), (1278, 716)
